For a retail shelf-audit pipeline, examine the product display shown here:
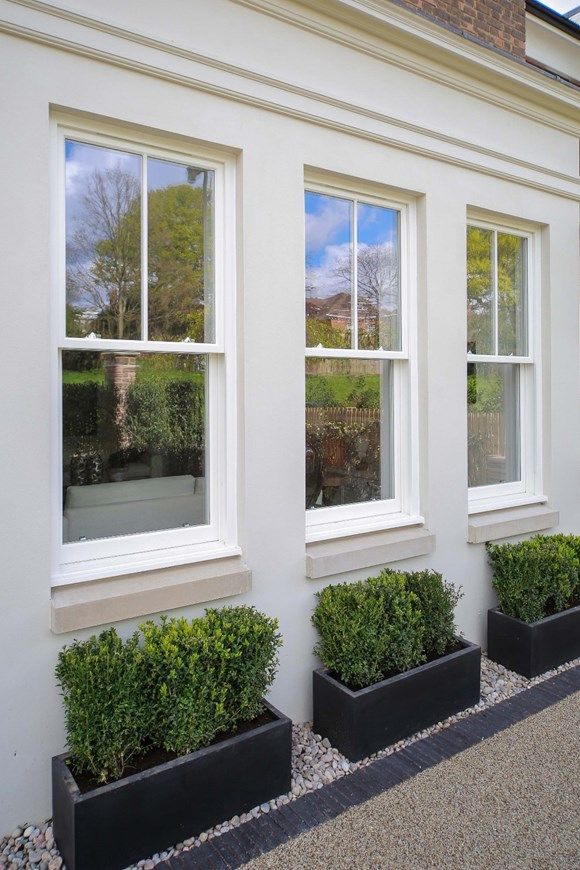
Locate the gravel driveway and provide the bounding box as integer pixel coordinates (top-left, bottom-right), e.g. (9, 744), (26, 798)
(243, 691), (580, 870)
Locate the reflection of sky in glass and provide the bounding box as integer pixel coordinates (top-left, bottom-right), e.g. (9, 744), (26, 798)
(65, 140), (141, 227)
(305, 192), (398, 299)
(65, 142), (208, 230)
(357, 203), (397, 248)
(305, 191), (351, 271)
(147, 156), (207, 191)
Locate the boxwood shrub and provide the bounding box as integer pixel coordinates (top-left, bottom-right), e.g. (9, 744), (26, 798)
(404, 570), (462, 659)
(312, 569), (461, 690)
(141, 607), (282, 756)
(487, 534), (580, 623)
(56, 606), (282, 784)
(55, 629), (147, 784)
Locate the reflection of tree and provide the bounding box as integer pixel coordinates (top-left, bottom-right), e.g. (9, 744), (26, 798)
(354, 245), (399, 349)
(67, 169), (141, 339)
(148, 183), (207, 342)
(67, 169), (208, 341)
(467, 226), (493, 354)
(467, 228), (524, 355)
(497, 233), (524, 355)
(306, 318), (350, 349)
(305, 244), (399, 349)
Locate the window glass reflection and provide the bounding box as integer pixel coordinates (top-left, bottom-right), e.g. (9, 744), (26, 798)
(62, 351), (207, 542)
(466, 226), (494, 355)
(498, 233), (527, 356)
(65, 140), (142, 340)
(148, 158), (215, 343)
(305, 192), (353, 349)
(357, 203), (400, 351)
(467, 363), (520, 487)
(306, 358), (392, 509)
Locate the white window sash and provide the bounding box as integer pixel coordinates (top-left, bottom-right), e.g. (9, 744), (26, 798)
(467, 217), (542, 511)
(52, 118), (237, 584)
(305, 182), (419, 538)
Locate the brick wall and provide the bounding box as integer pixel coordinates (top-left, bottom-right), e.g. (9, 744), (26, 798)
(391, 0), (526, 57)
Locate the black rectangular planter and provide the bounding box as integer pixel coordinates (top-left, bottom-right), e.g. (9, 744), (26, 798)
(487, 605), (580, 678)
(52, 701), (292, 870)
(313, 637), (481, 762)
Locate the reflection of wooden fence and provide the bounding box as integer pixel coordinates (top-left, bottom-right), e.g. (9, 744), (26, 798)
(468, 411), (504, 456)
(306, 406), (379, 469)
(306, 408), (504, 462)
(306, 406), (380, 427)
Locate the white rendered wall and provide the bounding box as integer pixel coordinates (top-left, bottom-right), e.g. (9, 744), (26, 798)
(526, 14), (580, 82)
(0, 0), (579, 833)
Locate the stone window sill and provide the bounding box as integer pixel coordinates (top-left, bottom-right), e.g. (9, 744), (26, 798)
(305, 525), (435, 580)
(51, 556), (251, 634)
(467, 504), (559, 544)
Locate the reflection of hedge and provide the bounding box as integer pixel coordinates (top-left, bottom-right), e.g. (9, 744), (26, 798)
(123, 381), (171, 454)
(467, 372), (503, 412)
(306, 419), (381, 504)
(165, 380), (204, 457)
(63, 382), (101, 437)
(63, 380), (204, 455)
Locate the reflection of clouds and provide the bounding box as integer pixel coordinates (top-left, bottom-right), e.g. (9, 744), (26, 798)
(357, 203), (397, 246)
(65, 140), (140, 224)
(358, 205), (379, 227)
(306, 242), (351, 298)
(305, 194), (350, 257)
(307, 241), (397, 300)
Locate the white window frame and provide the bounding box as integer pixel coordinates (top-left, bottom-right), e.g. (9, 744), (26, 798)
(304, 175), (421, 543)
(467, 216), (544, 515)
(51, 117), (239, 585)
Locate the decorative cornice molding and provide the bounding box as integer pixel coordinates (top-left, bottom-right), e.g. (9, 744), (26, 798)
(234, 0), (580, 131)
(0, 0), (578, 202)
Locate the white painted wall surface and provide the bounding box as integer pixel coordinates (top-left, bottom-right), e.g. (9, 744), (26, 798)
(0, 0), (579, 833)
(526, 13), (580, 82)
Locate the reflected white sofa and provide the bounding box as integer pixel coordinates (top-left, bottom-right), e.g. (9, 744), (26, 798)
(63, 475), (206, 542)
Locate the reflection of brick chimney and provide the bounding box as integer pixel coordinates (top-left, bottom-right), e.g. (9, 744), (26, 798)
(392, 0), (526, 57)
(103, 353), (139, 449)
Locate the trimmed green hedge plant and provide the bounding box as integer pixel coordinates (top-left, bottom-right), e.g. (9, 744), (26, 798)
(487, 534), (580, 623)
(312, 569), (461, 690)
(404, 570), (462, 659)
(141, 607), (281, 756)
(55, 629), (147, 784)
(56, 606), (282, 784)
(549, 535), (580, 600)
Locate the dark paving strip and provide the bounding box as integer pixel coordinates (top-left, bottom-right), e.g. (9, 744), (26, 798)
(162, 664), (580, 870)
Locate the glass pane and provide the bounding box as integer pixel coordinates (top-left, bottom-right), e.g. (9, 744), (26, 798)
(467, 363), (520, 488)
(357, 203), (400, 351)
(148, 158), (215, 343)
(498, 233), (527, 356)
(466, 226), (494, 355)
(62, 351), (207, 542)
(65, 140), (141, 340)
(306, 358), (392, 509)
(305, 192), (353, 349)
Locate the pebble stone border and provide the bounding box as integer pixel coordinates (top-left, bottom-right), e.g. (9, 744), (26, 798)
(1, 654), (578, 870)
